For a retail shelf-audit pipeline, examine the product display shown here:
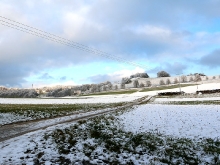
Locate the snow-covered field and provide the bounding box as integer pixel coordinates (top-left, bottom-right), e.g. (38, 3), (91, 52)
(119, 104), (220, 139)
(1, 104), (220, 164)
(142, 82), (220, 95)
(0, 83), (219, 104)
(1, 82), (220, 164)
(0, 122), (74, 165)
(0, 94), (143, 104)
(154, 97), (220, 103)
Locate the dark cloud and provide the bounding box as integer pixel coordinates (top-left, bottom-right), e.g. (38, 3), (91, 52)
(88, 74), (114, 84)
(148, 62), (187, 77)
(200, 49), (220, 68)
(0, 0), (220, 86)
(39, 73), (54, 80)
(89, 0), (220, 28)
(0, 62), (28, 87)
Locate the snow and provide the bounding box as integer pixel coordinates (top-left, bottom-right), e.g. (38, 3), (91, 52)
(0, 108), (114, 139)
(0, 113), (32, 125)
(0, 122), (72, 165)
(119, 104), (220, 139)
(154, 97), (220, 102)
(1, 83), (219, 104)
(1, 82), (220, 164)
(0, 94), (143, 104)
(1, 103), (220, 164)
(140, 82), (220, 95)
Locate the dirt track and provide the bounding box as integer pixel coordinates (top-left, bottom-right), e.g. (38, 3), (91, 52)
(0, 95), (152, 142)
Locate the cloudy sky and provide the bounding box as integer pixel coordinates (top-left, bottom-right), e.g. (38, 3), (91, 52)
(0, 0), (220, 88)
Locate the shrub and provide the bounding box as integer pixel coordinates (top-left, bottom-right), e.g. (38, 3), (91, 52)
(130, 73), (149, 78)
(121, 77), (131, 84)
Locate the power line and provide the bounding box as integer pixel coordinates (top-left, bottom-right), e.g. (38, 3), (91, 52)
(0, 15), (149, 69)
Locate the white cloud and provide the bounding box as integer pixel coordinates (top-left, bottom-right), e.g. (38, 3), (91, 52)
(88, 67), (145, 83)
(22, 80), (76, 88)
(135, 25), (172, 37)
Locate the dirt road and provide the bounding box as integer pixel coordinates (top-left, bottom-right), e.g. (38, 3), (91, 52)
(0, 95), (152, 142)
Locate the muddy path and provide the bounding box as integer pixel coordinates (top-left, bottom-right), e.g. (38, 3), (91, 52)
(0, 95), (152, 142)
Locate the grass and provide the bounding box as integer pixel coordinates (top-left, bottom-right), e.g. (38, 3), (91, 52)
(162, 100), (220, 105)
(140, 84), (196, 92)
(0, 102), (125, 123)
(81, 89), (138, 96)
(38, 112), (220, 164)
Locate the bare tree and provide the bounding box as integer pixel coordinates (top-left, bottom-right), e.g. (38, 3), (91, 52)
(206, 76), (209, 80)
(146, 81), (152, 87)
(166, 78), (171, 85)
(121, 83), (125, 89)
(139, 82), (145, 88)
(194, 74), (202, 82)
(180, 75), (187, 83)
(108, 83), (113, 90)
(114, 85), (118, 90)
(90, 84), (98, 93)
(174, 78), (179, 84)
(213, 76), (216, 79)
(102, 86), (107, 91)
(133, 80), (139, 88)
(159, 79), (165, 85)
(189, 77), (194, 82)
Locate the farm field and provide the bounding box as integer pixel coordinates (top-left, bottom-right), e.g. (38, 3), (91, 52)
(2, 1), (220, 164)
(0, 101), (220, 164)
(0, 102), (124, 125)
(0, 83), (220, 164)
(0, 93), (142, 104)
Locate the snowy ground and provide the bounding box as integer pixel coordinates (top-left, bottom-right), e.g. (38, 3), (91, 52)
(154, 97), (220, 103)
(1, 104), (220, 164)
(1, 82), (220, 164)
(0, 122), (74, 165)
(119, 104), (220, 139)
(141, 82), (220, 95)
(0, 108), (115, 141)
(0, 94), (143, 104)
(0, 83), (219, 104)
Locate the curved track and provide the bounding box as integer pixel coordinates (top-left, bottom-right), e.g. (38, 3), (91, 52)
(0, 95), (152, 142)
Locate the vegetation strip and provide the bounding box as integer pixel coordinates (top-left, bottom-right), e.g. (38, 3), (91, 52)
(0, 103), (124, 125)
(81, 89), (138, 96)
(160, 100), (220, 105)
